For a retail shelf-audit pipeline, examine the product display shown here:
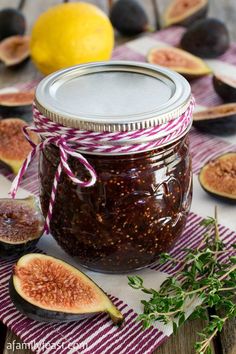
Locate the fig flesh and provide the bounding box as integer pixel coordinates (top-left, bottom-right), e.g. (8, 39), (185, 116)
(147, 46), (211, 78)
(0, 8), (26, 41)
(10, 253), (124, 324)
(110, 0), (151, 35)
(0, 197), (44, 258)
(213, 75), (236, 103)
(181, 18), (230, 58)
(0, 91), (34, 107)
(164, 0), (208, 27)
(0, 118), (38, 174)
(0, 35), (30, 66)
(193, 103), (236, 135)
(199, 153), (236, 203)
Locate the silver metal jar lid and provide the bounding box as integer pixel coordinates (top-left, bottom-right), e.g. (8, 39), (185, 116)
(35, 61), (191, 132)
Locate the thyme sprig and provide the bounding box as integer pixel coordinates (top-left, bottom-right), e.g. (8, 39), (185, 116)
(128, 208), (236, 354)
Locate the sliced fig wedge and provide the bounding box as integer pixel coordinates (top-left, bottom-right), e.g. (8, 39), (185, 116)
(10, 253), (124, 324)
(164, 0), (208, 27)
(0, 118), (39, 174)
(199, 153), (236, 203)
(0, 91), (34, 107)
(0, 35), (30, 66)
(193, 103), (236, 135)
(0, 197), (44, 257)
(147, 46), (211, 79)
(213, 75), (236, 103)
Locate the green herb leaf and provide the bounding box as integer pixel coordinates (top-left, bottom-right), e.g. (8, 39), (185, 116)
(128, 208), (236, 354)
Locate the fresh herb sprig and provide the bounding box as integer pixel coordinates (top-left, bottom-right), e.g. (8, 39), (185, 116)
(128, 208), (236, 354)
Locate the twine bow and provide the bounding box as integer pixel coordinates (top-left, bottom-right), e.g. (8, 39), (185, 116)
(10, 126), (97, 233)
(10, 98), (195, 233)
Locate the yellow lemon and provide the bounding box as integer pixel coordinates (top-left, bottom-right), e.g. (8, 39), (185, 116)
(30, 2), (114, 75)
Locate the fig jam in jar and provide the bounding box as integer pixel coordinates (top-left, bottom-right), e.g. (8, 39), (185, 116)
(35, 61), (193, 273)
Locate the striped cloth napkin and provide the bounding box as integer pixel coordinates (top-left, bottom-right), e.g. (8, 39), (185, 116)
(0, 26), (236, 354)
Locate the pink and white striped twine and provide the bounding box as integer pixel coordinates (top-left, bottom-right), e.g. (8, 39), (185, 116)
(10, 97), (195, 233)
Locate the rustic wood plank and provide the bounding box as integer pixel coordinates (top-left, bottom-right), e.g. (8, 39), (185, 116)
(154, 318), (215, 354)
(0, 1), (19, 9)
(0, 0), (61, 88)
(0, 321), (7, 353)
(3, 331), (32, 354)
(210, 0), (236, 41)
(217, 313), (236, 354)
(209, 2), (236, 352)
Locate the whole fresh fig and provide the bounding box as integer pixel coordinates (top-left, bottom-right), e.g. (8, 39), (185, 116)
(0, 8), (26, 41)
(181, 18), (230, 58)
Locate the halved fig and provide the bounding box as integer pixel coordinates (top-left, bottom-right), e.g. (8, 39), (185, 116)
(0, 35), (30, 66)
(147, 46), (211, 79)
(0, 118), (39, 174)
(163, 0), (208, 27)
(0, 91), (34, 107)
(213, 75), (236, 103)
(10, 253), (124, 324)
(193, 103), (236, 135)
(0, 197), (44, 258)
(199, 153), (236, 203)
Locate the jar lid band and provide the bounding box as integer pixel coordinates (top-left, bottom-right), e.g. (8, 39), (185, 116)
(9, 97), (194, 233)
(33, 96), (194, 154)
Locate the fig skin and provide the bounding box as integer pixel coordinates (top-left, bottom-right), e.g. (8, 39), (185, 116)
(147, 46), (211, 79)
(164, 0), (208, 27)
(193, 103), (236, 135)
(0, 35), (30, 67)
(0, 118), (38, 174)
(9, 277), (96, 322)
(10, 253), (124, 325)
(199, 153), (236, 203)
(213, 75), (236, 103)
(181, 18), (230, 58)
(110, 0), (151, 36)
(0, 197), (44, 258)
(0, 8), (26, 41)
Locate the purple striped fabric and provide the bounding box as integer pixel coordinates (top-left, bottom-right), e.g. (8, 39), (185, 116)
(0, 212), (235, 353)
(1, 26), (236, 354)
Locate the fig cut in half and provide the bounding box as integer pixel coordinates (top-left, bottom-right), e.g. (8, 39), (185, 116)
(193, 103), (236, 135)
(147, 46), (211, 79)
(0, 118), (38, 174)
(0, 197), (44, 258)
(10, 253), (124, 325)
(0, 35), (30, 66)
(164, 0), (208, 27)
(0, 90), (34, 107)
(213, 75), (236, 103)
(199, 153), (236, 203)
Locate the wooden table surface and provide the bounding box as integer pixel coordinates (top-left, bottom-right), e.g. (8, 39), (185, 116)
(0, 1), (236, 353)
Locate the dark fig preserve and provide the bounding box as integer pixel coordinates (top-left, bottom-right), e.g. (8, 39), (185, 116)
(35, 61), (193, 273)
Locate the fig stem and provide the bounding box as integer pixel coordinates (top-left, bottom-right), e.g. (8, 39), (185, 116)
(108, 0), (113, 12)
(18, 0), (26, 10)
(151, 0), (160, 30)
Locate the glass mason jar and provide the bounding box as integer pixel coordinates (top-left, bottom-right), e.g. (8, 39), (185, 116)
(35, 61), (193, 273)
